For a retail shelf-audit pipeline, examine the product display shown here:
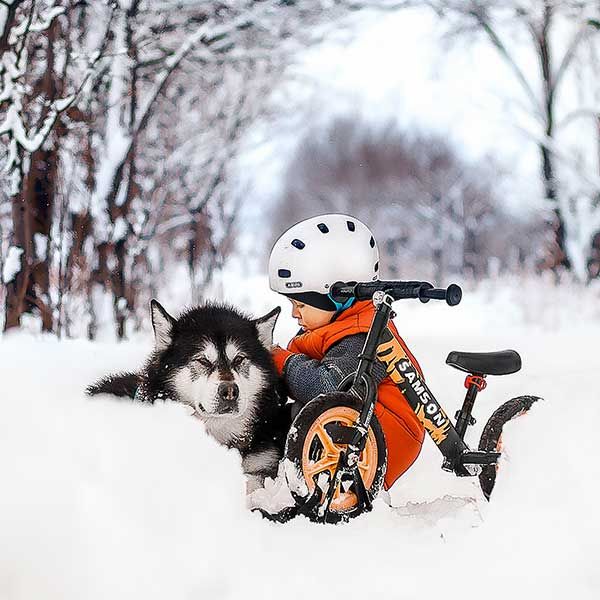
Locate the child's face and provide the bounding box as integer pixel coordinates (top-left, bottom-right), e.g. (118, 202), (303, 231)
(289, 299), (336, 331)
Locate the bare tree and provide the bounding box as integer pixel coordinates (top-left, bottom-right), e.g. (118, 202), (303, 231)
(424, 0), (600, 279)
(274, 115), (541, 281)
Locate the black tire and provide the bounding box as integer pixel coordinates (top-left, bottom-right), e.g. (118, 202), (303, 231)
(284, 392), (387, 524)
(478, 395), (540, 500)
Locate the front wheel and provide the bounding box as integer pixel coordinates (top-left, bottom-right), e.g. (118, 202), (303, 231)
(478, 395), (540, 500)
(284, 392), (387, 523)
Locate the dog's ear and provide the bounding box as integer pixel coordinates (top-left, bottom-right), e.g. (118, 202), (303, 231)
(150, 299), (175, 352)
(253, 306), (281, 349)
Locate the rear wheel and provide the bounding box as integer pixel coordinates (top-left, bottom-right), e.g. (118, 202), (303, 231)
(478, 395), (540, 500)
(284, 392), (387, 523)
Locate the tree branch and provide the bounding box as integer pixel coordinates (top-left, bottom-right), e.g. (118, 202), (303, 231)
(467, 0), (543, 118)
(553, 20), (595, 95)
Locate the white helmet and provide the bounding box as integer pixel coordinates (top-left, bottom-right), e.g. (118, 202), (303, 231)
(268, 214), (379, 310)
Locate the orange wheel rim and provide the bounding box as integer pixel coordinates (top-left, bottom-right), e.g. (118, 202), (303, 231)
(301, 406), (378, 513)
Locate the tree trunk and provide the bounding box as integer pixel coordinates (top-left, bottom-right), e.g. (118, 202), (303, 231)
(463, 226), (477, 280)
(5, 148), (57, 331)
(4, 180), (28, 330)
(3, 15), (61, 332)
(431, 193), (443, 283)
(537, 2), (570, 273)
(103, 0), (140, 339)
(188, 212), (214, 303)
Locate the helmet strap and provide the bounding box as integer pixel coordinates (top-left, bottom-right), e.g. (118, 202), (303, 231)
(327, 293), (355, 312)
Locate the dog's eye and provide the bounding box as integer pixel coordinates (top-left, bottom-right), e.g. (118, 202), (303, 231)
(231, 355), (247, 369)
(195, 357), (213, 369)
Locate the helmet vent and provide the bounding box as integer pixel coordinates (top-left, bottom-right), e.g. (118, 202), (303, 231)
(291, 239), (305, 249)
(346, 221), (355, 232)
(278, 269), (291, 278)
(369, 236), (375, 248)
(317, 223), (329, 233)
(374, 261), (379, 272)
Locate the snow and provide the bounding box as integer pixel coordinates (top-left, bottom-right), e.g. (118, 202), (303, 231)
(0, 4), (8, 36)
(111, 217), (129, 243)
(247, 460), (297, 513)
(2, 245), (23, 283)
(0, 276), (598, 599)
(8, 4), (65, 41)
(33, 233), (47, 261)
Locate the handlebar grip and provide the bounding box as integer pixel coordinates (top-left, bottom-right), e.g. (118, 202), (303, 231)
(354, 281), (425, 301)
(330, 281), (426, 302)
(329, 280), (462, 306)
(419, 284), (462, 306)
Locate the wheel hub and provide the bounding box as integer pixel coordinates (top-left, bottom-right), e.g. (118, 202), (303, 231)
(301, 406), (377, 513)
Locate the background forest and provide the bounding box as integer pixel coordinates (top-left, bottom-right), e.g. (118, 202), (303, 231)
(2, 0), (600, 339)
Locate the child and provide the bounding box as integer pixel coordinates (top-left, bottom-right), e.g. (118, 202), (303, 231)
(267, 214), (425, 493)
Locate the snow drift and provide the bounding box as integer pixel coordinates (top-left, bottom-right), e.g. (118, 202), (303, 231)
(0, 278), (598, 600)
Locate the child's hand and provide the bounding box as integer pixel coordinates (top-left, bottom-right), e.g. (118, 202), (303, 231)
(271, 345), (294, 376)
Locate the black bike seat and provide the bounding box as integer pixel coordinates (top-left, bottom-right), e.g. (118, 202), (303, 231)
(445, 350), (521, 376)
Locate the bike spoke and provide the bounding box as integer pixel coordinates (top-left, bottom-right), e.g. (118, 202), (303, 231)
(305, 455), (339, 478)
(314, 425), (338, 456)
(305, 426), (350, 486)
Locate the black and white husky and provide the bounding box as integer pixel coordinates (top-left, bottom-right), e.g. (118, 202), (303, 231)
(87, 300), (290, 492)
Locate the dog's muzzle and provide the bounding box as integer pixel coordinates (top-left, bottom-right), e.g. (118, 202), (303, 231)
(215, 382), (239, 414)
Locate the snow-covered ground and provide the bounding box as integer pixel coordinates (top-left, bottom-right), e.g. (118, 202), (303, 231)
(1, 276), (599, 600)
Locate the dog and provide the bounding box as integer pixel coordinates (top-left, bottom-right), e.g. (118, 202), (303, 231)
(87, 300), (291, 493)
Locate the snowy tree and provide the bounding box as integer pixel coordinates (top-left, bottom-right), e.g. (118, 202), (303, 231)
(1, 0), (414, 337)
(0, 0), (115, 331)
(424, 0), (600, 280)
(274, 116), (537, 282)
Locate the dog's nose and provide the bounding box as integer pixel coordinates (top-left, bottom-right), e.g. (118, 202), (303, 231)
(217, 382), (239, 402)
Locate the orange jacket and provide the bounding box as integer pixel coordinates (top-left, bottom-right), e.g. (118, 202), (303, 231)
(272, 300), (424, 489)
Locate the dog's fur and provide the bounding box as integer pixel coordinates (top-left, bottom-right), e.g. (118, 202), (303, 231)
(87, 300), (290, 492)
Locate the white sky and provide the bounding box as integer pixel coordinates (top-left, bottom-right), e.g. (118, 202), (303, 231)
(240, 8), (545, 213)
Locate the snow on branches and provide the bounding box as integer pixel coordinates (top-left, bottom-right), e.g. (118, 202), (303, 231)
(426, 0), (600, 280)
(2, 245), (23, 283)
(0, 1), (70, 194)
(2, 0), (416, 337)
(0, 0), (117, 196)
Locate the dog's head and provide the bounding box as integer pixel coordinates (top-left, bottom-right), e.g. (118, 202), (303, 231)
(148, 300), (280, 418)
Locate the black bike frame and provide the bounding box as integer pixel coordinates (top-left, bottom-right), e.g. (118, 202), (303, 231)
(342, 292), (499, 476)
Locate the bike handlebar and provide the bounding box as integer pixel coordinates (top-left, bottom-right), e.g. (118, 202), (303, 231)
(329, 280), (462, 306)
